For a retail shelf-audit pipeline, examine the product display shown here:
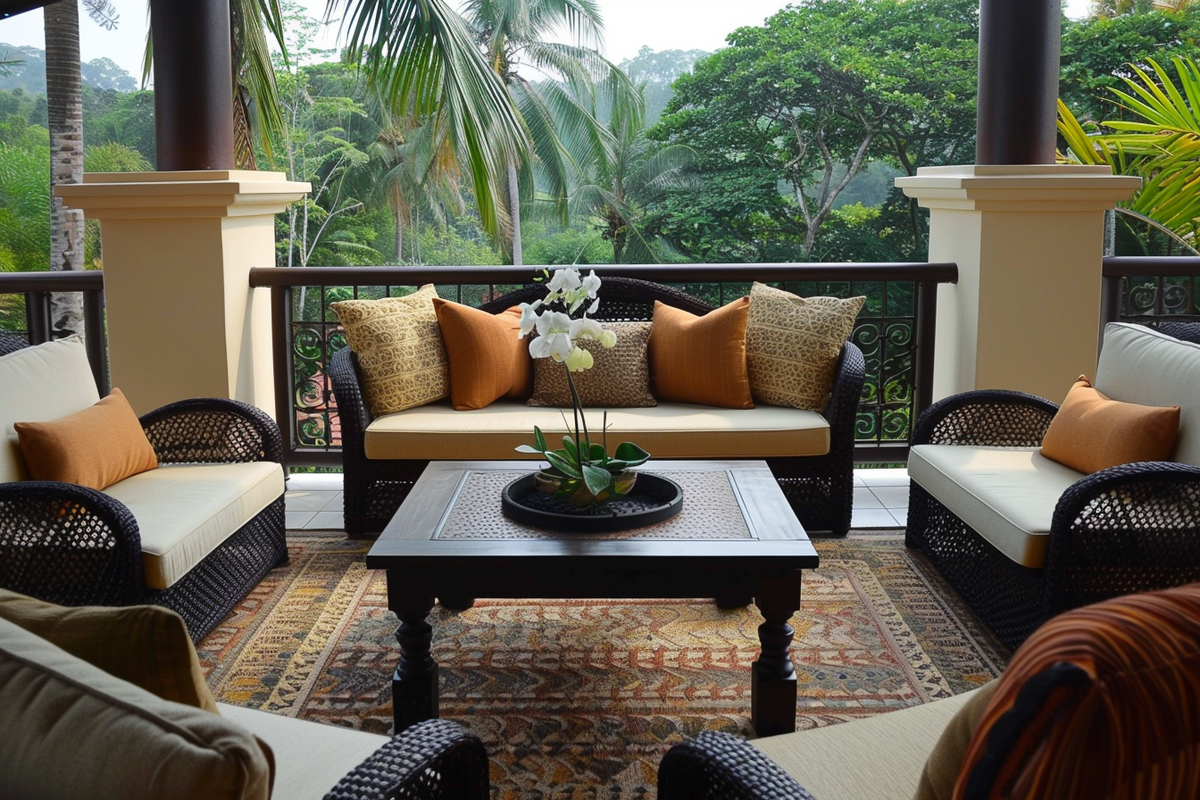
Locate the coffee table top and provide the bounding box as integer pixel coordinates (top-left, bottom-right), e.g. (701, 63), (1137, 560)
(366, 460), (819, 567)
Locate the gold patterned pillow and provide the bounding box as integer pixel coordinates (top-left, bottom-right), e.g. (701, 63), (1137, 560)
(331, 284), (449, 415)
(746, 282), (864, 411)
(528, 321), (657, 408)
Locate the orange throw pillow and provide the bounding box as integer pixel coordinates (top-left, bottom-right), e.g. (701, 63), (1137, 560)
(14, 388), (158, 490)
(433, 299), (532, 410)
(647, 297), (754, 409)
(1040, 375), (1179, 474)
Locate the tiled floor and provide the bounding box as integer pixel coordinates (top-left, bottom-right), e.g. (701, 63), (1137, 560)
(285, 468), (910, 531)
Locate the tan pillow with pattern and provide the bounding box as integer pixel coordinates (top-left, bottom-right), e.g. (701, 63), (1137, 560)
(332, 284), (449, 415)
(746, 283), (864, 411)
(528, 321), (656, 408)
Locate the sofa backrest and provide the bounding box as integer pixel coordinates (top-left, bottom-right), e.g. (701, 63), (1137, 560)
(1095, 322), (1200, 467)
(0, 339), (100, 483)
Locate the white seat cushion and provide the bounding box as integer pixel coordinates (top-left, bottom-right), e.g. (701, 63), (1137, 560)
(365, 401), (830, 460)
(0, 340), (99, 483)
(219, 704), (389, 800)
(104, 462), (284, 590)
(752, 689), (980, 800)
(908, 445), (1084, 568)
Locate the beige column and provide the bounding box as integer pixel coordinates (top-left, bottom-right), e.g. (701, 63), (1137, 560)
(54, 170), (310, 417)
(895, 165), (1140, 404)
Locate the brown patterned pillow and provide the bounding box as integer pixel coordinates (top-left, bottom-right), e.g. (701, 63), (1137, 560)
(528, 321), (656, 408)
(745, 283), (864, 412)
(331, 284), (449, 415)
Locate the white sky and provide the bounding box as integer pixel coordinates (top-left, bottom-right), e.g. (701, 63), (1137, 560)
(0, 0), (1094, 85)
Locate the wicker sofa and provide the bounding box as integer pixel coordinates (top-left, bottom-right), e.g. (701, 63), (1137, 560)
(329, 277), (866, 537)
(905, 321), (1200, 649)
(0, 335), (287, 640)
(0, 607), (488, 800)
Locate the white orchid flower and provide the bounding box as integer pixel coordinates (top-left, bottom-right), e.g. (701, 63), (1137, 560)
(518, 304), (540, 338)
(565, 346), (594, 372)
(598, 329), (617, 348)
(535, 310), (572, 338)
(546, 267), (582, 296)
(581, 270), (601, 298)
(569, 317), (605, 341)
(548, 333), (574, 362)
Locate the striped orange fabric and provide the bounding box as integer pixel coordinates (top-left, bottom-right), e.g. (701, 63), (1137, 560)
(953, 583), (1200, 800)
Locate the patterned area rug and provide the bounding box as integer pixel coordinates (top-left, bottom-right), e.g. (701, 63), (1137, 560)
(197, 530), (1009, 799)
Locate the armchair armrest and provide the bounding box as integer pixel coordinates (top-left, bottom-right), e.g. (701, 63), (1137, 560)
(0, 481), (144, 606)
(1046, 461), (1200, 613)
(912, 389), (1058, 447)
(323, 719), (489, 800)
(141, 398), (283, 465)
(826, 341), (866, 436)
(657, 731), (817, 800)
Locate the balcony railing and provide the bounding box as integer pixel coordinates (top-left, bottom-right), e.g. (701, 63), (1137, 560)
(246, 264), (957, 467)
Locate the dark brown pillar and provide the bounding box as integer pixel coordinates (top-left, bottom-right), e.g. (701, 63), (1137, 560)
(976, 0), (1061, 165)
(149, 0), (235, 170)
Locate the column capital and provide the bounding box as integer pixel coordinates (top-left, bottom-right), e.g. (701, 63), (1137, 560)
(895, 164), (1140, 211)
(54, 170), (311, 219)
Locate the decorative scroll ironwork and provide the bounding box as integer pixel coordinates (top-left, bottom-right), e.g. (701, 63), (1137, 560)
(1121, 275), (1200, 322)
(283, 279), (921, 456)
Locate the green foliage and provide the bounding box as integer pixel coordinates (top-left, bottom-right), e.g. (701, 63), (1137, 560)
(522, 222), (613, 265)
(617, 47), (711, 126)
(83, 88), (155, 164)
(0, 141), (49, 273)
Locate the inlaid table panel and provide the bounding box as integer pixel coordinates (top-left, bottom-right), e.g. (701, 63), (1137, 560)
(366, 460), (819, 737)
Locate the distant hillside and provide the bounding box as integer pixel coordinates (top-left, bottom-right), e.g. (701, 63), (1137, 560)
(618, 47), (711, 126)
(0, 43), (137, 93)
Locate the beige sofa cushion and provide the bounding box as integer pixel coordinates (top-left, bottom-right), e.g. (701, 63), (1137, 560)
(1095, 322), (1200, 467)
(751, 688), (983, 800)
(907, 445), (1084, 568)
(220, 703), (390, 800)
(365, 401), (830, 460)
(0, 339), (99, 483)
(104, 461), (284, 590)
(0, 616), (273, 800)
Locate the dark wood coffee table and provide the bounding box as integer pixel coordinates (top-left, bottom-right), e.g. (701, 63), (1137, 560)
(365, 459), (819, 737)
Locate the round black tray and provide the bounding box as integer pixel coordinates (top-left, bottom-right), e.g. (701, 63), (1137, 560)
(500, 471), (683, 533)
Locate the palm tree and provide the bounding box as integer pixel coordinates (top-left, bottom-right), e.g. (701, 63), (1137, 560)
(326, 0), (528, 248)
(1058, 57), (1200, 248)
(459, 0), (639, 263)
(570, 88), (695, 263)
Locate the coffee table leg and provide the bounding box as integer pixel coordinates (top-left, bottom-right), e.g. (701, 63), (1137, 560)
(392, 602), (438, 733)
(751, 573), (802, 737)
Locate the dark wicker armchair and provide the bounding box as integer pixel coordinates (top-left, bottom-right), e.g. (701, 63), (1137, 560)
(328, 277), (866, 537)
(0, 337), (287, 640)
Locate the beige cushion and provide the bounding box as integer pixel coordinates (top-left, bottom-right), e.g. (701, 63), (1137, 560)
(0, 616), (274, 800)
(0, 589), (217, 712)
(331, 285), (449, 415)
(1095, 322), (1200, 467)
(746, 283), (865, 411)
(529, 321), (657, 408)
(751, 688), (983, 800)
(220, 703), (390, 800)
(365, 401), (830, 460)
(1040, 375), (1179, 474)
(907, 444), (1084, 568)
(103, 461), (284, 590)
(913, 680), (999, 800)
(0, 339), (99, 483)
(15, 387), (159, 490)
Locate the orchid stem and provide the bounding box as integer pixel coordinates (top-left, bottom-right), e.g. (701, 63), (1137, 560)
(565, 367), (590, 465)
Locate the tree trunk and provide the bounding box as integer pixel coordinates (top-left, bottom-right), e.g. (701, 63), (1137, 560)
(394, 199), (404, 264)
(507, 160), (522, 266)
(45, 0), (85, 339)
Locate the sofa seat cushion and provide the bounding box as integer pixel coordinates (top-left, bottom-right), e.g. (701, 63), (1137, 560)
(104, 462), (284, 590)
(909, 445), (1085, 568)
(219, 703), (389, 800)
(0, 339), (99, 483)
(0, 617), (274, 800)
(364, 401), (830, 460)
(751, 688), (982, 800)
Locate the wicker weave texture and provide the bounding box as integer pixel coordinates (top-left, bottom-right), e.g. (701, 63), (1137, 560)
(142, 398), (284, 464)
(329, 278), (864, 537)
(658, 730), (816, 800)
(323, 719), (490, 800)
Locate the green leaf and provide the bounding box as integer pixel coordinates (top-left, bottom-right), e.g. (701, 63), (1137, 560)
(613, 442), (651, 466)
(586, 442), (608, 463)
(533, 426), (548, 452)
(582, 463), (614, 497)
(544, 450), (582, 478)
(514, 444), (543, 454)
(562, 436), (579, 461)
